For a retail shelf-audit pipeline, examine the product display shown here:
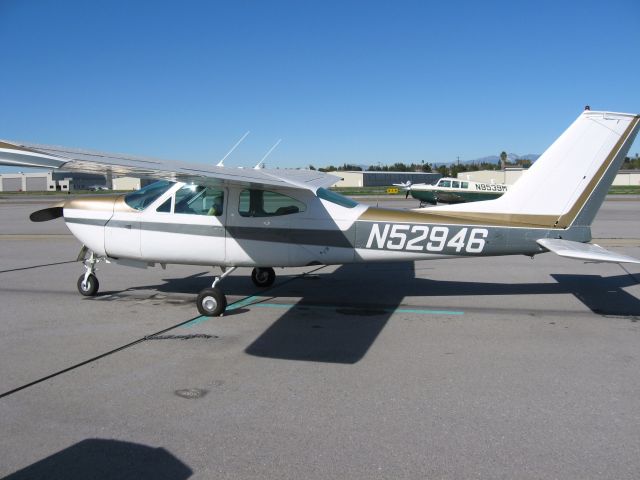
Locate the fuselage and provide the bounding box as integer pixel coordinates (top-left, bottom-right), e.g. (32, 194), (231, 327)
(410, 177), (508, 205)
(59, 181), (588, 269)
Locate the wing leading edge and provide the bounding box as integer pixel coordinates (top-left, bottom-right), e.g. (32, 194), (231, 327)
(0, 140), (340, 191)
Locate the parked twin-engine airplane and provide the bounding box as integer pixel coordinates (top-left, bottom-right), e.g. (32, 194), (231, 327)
(1, 110), (639, 316)
(397, 177), (509, 206)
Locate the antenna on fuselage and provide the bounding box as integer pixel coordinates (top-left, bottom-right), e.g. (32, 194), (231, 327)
(254, 139), (281, 169)
(217, 130), (250, 167)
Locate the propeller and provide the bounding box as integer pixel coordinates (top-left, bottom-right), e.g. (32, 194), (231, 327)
(392, 181), (412, 199)
(29, 203), (65, 222)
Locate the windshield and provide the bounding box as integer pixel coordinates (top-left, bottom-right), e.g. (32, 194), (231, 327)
(124, 180), (174, 211)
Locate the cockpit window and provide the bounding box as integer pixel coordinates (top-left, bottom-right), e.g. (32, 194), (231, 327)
(174, 185), (225, 216)
(124, 180), (174, 211)
(239, 189), (306, 217)
(316, 188), (358, 208)
(439, 180), (451, 188)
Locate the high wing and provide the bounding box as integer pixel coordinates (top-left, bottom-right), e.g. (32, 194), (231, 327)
(0, 140), (340, 191)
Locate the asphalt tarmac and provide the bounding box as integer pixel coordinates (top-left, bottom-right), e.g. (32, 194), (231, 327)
(1, 194), (639, 479)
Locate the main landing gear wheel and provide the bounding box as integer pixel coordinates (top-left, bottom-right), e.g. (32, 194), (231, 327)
(77, 273), (99, 296)
(197, 287), (227, 316)
(251, 267), (276, 287)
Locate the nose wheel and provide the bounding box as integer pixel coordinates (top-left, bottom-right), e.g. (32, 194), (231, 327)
(76, 249), (101, 297)
(77, 273), (99, 296)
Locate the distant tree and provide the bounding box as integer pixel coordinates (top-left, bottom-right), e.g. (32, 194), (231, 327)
(308, 164), (316, 170)
(517, 159), (532, 168)
(436, 165), (450, 177)
(338, 163), (362, 171)
(621, 155), (640, 169)
(499, 151), (507, 170)
(450, 163), (470, 178)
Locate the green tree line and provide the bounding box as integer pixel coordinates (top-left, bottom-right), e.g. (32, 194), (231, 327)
(311, 154), (639, 176)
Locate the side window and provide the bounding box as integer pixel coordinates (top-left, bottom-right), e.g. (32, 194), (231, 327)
(452, 181), (460, 188)
(174, 185), (225, 216)
(239, 189), (306, 217)
(440, 180), (451, 188)
(461, 182), (469, 189)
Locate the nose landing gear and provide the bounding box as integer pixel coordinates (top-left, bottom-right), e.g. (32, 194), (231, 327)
(77, 249), (102, 297)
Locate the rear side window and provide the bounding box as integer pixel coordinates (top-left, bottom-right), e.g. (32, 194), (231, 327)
(124, 180), (174, 211)
(239, 190), (306, 217)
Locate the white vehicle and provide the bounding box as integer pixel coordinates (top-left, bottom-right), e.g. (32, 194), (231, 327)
(1, 110), (638, 317)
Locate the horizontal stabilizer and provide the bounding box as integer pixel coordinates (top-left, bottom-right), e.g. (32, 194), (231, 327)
(537, 238), (640, 264)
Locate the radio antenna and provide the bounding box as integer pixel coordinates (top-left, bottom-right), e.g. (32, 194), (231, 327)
(254, 139), (281, 169)
(217, 131), (250, 167)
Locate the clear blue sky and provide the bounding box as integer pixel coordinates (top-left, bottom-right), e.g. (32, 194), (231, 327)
(1, 0), (639, 171)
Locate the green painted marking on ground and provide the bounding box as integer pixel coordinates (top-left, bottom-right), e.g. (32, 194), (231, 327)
(254, 303), (464, 315)
(185, 300), (463, 326)
(227, 295), (263, 311)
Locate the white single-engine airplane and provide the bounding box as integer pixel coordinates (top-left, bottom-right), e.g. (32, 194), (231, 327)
(1, 110), (639, 316)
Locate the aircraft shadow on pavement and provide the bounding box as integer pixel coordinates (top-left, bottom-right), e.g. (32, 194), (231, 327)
(394, 272), (640, 317)
(93, 263), (639, 364)
(246, 262), (416, 364)
(2, 438), (192, 480)
(245, 264), (640, 365)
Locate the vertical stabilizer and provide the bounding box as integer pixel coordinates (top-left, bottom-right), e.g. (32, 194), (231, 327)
(436, 111), (640, 228)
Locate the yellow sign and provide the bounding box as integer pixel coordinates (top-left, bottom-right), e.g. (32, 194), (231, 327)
(386, 188), (399, 194)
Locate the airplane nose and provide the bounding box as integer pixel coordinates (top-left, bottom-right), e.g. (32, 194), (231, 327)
(61, 195), (121, 257)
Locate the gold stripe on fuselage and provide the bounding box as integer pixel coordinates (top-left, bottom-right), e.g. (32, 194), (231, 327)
(65, 195), (136, 213)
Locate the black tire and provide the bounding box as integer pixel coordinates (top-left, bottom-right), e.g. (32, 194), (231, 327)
(77, 273), (99, 296)
(251, 267), (275, 287)
(196, 287), (227, 316)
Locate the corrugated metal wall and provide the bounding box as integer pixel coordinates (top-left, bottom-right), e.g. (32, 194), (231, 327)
(25, 177), (47, 191)
(362, 172), (441, 187)
(2, 178), (22, 191)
